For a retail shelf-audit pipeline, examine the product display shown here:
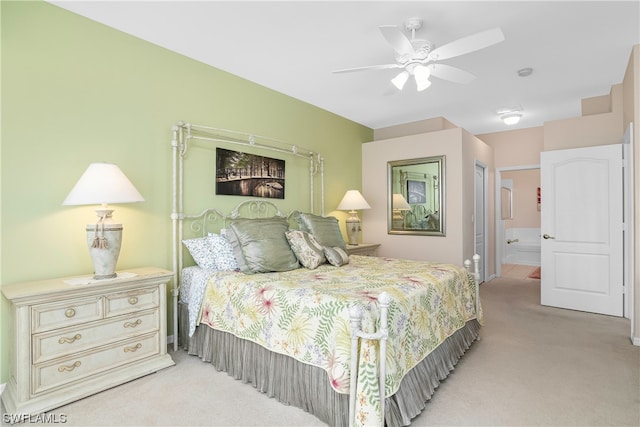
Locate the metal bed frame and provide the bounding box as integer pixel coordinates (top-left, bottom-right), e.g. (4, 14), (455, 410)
(169, 121), (480, 426)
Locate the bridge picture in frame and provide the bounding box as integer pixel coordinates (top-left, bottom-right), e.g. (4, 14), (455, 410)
(216, 147), (285, 199)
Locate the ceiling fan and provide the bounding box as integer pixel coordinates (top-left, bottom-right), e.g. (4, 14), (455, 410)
(333, 18), (505, 92)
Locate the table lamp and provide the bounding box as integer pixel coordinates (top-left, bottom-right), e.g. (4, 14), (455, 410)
(337, 190), (371, 245)
(63, 163), (144, 279)
(392, 193), (411, 228)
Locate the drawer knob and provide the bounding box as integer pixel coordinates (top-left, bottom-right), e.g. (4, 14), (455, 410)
(58, 361), (81, 372)
(124, 343), (142, 353)
(58, 334), (82, 344)
(124, 319), (142, 328)
(128, 297), (139, 305)
(65, 308), (76, 318)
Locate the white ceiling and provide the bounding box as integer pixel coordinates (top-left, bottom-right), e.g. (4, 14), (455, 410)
(49, 1), (640, 135)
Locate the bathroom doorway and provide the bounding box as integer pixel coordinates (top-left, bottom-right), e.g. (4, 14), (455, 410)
(495, 165), (540, 278)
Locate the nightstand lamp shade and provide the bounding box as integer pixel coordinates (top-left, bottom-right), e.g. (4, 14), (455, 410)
(392, 193), (411, 228)
(63, 163), (144, 279)
(393, 193), (411, 211)
(336, 190), (371, 245)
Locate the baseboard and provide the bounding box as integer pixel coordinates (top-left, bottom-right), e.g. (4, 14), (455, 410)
(167, 334), (174, 344)
(632, 336), (640, 346)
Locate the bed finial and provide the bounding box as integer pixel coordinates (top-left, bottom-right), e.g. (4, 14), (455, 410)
(348, 305), (362, 327)
(378, 291), (391, 307)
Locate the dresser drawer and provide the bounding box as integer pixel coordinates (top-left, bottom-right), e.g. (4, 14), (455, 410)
(105, 287), (159, 318)
(31, 296), (103, 333)
(31, 331), (161, 395)
(32, 309), (160, 364)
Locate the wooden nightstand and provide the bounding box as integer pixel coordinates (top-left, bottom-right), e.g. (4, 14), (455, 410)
(345, 243), (380, 256)
(1, 267), (175, 414)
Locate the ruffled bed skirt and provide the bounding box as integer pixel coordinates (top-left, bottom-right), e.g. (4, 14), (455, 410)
(178, 302), (480, 426)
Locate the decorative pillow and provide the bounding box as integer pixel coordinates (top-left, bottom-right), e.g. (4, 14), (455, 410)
(226, 217), (300, 274)
(208, 233), (238, 271)
(182, 237), (217, 270)
(323, 246), (350, 267)
(294, 212), (346, 250)
(285, 230), (326, 269)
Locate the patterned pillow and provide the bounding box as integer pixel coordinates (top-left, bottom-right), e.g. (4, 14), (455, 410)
(208, 233), (238, 271)
(323, 246), (350, 267)
(285, 230), (326, 269)
(182, 237), (217, 270)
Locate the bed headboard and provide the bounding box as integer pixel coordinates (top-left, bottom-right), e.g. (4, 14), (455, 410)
(170, 121), (325, 349)
(181, 199), (289, 238)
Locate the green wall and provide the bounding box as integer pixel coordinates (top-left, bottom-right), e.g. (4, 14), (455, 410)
(0, 1), (372, 382)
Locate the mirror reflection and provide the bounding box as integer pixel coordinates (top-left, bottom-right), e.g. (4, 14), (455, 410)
(501, 187), (513, 220)
(388, 156), (445, 236)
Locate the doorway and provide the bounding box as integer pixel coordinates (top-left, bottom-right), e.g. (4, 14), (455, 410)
(495, 164), (540, 278)
(474, 162), (488, 282)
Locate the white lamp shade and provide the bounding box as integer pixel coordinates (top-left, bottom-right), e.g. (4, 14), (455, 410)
(393, 193), (411, 210)
(414, 65), (432, 92)
(63, 163), (144, 206)
(337, 190), (371, 211)
(391, 71), (410, 91)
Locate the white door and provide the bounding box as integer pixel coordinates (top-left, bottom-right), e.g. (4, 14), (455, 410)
(474, 163), (486, 282)
(540, 144), (623, 316)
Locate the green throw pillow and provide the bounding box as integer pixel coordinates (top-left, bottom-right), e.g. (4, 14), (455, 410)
(226, 217), (300, 274)
(294, 212), (346, 250)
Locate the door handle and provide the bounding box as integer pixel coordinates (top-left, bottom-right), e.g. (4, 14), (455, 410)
(543, 234), (555, 239)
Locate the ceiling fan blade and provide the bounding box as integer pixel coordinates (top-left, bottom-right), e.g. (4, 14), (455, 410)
(332, 63), (400, 74)
(429, 63), (476, 84)
(379, 25), (415, 56)
(429, 27), (505, 61)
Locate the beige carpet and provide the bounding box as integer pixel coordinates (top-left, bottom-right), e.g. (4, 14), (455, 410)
(6, 276), (639, 426)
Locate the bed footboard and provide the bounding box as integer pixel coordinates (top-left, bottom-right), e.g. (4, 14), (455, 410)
(348, 255), (481, 426)
(348, 292), (391, 427)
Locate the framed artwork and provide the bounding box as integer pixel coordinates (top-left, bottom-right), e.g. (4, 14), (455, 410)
(407, 180), (427, 204)
(216, 148), (285, 199)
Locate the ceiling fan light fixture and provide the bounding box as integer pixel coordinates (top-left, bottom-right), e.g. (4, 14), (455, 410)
(501, 112), (522, 125)
(414, 65), (431, 91)
(415, 77), (432, 92)
(391, 71), (410, 90)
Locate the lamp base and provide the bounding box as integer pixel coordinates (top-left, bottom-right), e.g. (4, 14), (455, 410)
(392, 209), (405, 229)
(86, 222), (123, 280)
(345, 213), (361, 246)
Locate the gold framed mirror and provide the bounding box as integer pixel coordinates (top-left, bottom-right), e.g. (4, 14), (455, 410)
(387, 156), (445, 236)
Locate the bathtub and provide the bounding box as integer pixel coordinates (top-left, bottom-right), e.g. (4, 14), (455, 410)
(504, 227), (541, 266)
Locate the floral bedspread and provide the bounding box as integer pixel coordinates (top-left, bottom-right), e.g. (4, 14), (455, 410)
(197, 255), (481, 426)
